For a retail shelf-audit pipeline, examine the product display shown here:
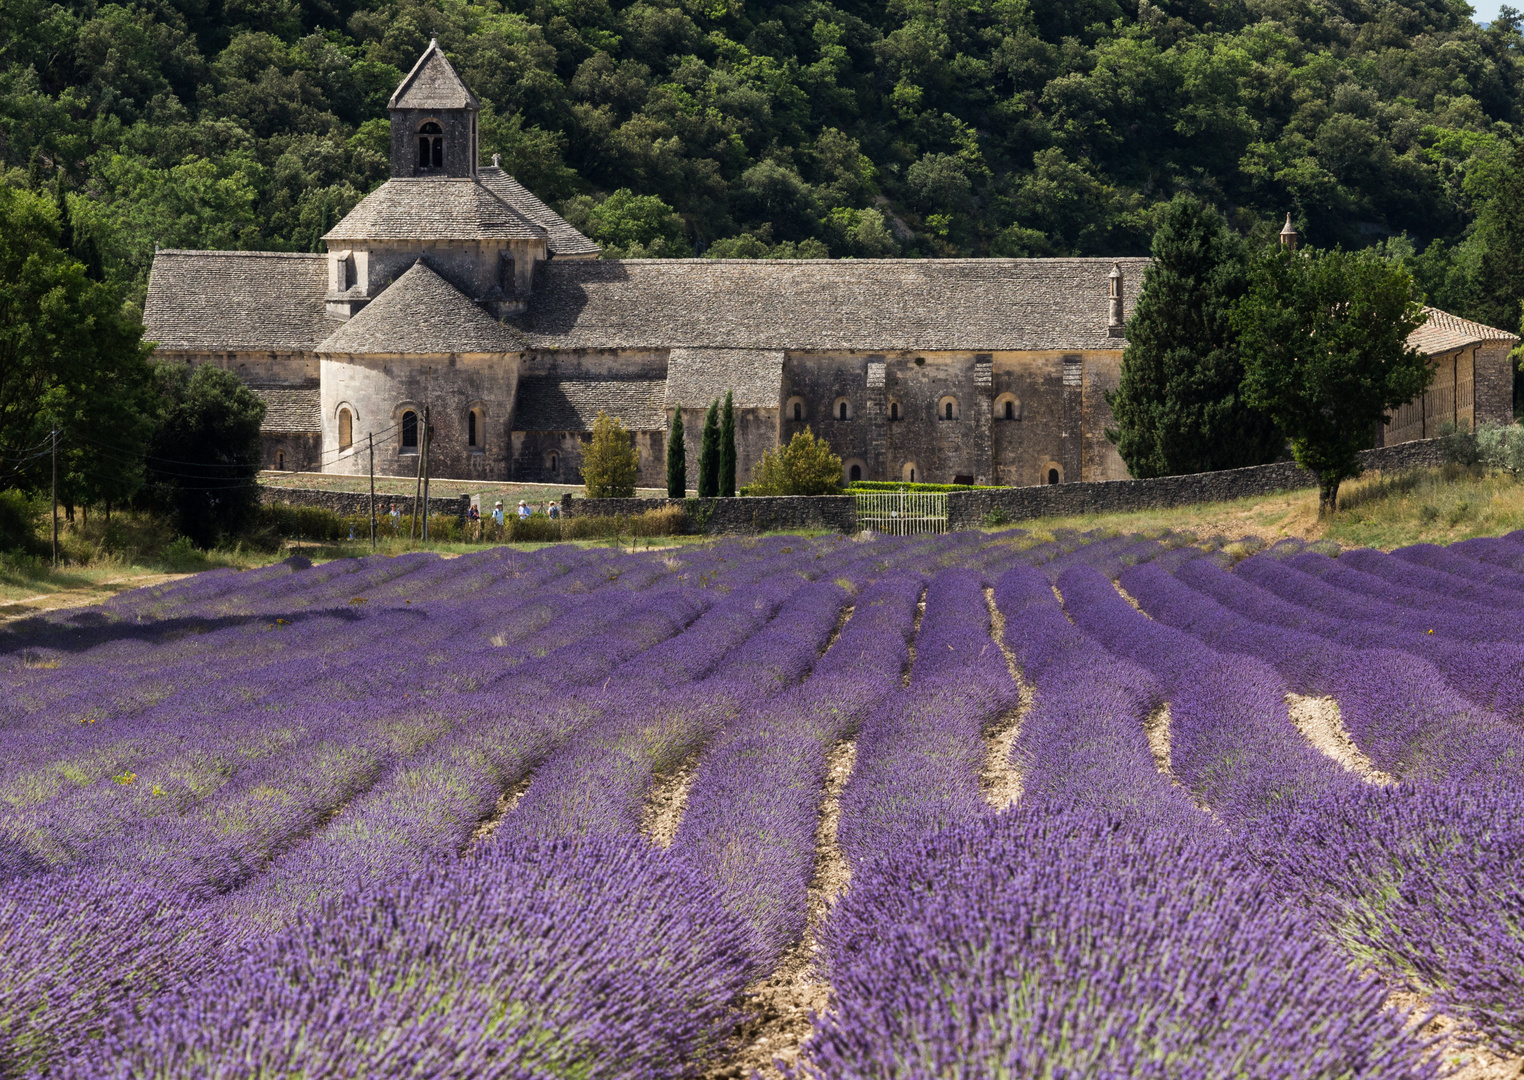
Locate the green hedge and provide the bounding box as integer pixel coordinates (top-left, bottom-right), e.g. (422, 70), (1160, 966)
(847, 480), (1002, 493)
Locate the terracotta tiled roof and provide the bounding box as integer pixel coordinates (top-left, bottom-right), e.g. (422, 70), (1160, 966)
(388, 40), (478, 111)
(476, 167), (600, 257)
(144, 251), (337, 353)
(513, 375), (667, 432)
(1409, 307), (1519, 355)
(316, 261), (525, 354)
(520, 257), (1150, 351)
(665, 348), (784, 410)
(249, 383), (321, 433)
(324, 177), (547, 243)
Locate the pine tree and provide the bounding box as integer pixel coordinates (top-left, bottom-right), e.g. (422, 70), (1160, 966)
(666, 405), (686, 498)
(1105, 195), (1282, 478)
(698, 399), (720, 498)
(719, 390), (736, 497)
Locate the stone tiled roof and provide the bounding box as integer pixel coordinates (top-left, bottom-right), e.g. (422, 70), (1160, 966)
(389, 40), (478, 110)
(477, 167), (600, 257)
(1409, 307), (1519, 355)
(514, 376), (667, 432)
(144, 251), (337, 353)
(249, 383), (321, 433)
(665, 348), (784, 410)
(316, 261), (525, 354)
(520, 257), (1151, 351)
(324, 178), (547, 243)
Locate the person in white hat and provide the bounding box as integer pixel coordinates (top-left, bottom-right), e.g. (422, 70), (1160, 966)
(517, 500), (531, 521)
(492, 501), (505, 527)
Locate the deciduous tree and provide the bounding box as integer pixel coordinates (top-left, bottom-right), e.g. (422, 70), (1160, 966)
(748, 429), (843, 496)
(581, 410), (639, 499)
(1234, 247), (1431, 516)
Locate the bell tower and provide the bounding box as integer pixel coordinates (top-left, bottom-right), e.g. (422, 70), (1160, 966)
(388, 40), (480, 179)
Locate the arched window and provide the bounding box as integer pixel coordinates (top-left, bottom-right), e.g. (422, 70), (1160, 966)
(1004, 401), (1014, 420)
(840, 401), (848, 420)
(402, 410), (418, 451)
(547, 451), (560, 473)
(418, 122), (443, 170)
(946, 401), (954, 420)
(994, 394), (1021, 422)
(833, 397), (853, 421)
(338, 408), (353, 450)
(889, 401), (900, 421)
(902, 462), (917, 483)
(468, 410), (478, 447)
(786, 396), (806, 422)
(277, 450), (284, 471)
(938, 396), (959, 421)
(1048, 468), (1060, 485)
(794, 401), (802, 420)
(849, 463), (862, 481)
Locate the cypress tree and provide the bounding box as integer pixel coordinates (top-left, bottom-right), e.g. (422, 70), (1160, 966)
(666, 405), (686, 497)
(719, 390), (736, 497)
(1105, 194), (1282, 478)
(698, 399), (720, 498)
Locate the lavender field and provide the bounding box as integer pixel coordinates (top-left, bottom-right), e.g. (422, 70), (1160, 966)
(3, 529), (1524, 1079)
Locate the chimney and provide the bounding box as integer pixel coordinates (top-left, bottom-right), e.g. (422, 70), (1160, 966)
(1280, 213), (1298, 251)
(1107, 263), (1124, 338)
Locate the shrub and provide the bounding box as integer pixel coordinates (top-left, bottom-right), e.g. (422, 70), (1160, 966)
(0, 489), (42, 553)
(581, 412), (639, 499)
(747, 429), (843, 496)
(1474, 422), (1524, 475)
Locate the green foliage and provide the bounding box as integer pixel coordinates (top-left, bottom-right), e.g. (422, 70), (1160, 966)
(697, 399), (720, 499)
(581, 410), (638, 498)
(140, 364), (266, 547)
(1474, 422), (1524, 476)
(665, 405), (686, 498)
(748, 429), (843, 496)
(4, 0), (1522, 283)
(1471, 142), (1524, 336)
(1235, 247), (1432, 515)
(719, 391), (735, 498)
(561, 188), (692, 256)
(0, 186), (156, 508)
(1107, 195), (1282, 478)
(0, 490), (42, 554)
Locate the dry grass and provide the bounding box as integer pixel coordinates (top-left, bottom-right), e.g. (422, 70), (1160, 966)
(987, 465), (1524, 552)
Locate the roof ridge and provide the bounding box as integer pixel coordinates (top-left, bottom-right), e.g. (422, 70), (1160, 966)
(388, 39), (479, 111)
(591, 256), (1151, 266)
(154, 249), (326, 259)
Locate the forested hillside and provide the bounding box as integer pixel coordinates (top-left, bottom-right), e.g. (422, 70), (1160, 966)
(3, 0), (1522, 313)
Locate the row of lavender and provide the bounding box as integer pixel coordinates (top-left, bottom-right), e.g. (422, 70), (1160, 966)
(4, 527), (1524, 1076)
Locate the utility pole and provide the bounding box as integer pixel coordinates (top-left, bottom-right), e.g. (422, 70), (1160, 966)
(420, 405), (432, 544)
(50, 428), (58, 568)
(368, 433), (376, 551)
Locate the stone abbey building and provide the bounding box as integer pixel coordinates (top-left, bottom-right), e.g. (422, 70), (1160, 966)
(144, 42), (1519, 490)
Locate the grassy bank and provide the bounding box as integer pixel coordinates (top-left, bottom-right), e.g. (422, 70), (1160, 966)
(1005, 465), (1524, 549)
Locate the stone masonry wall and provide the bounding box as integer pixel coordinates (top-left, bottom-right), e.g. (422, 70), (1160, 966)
(563, 494), (857, 534)
(260, 487), (470, 522)
(945, 437), (1452, 529)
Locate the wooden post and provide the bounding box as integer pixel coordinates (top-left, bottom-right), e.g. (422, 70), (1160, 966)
(421, 406), (432, 543)
(368, 433), (376, 552)
(50, 428), (58, 568)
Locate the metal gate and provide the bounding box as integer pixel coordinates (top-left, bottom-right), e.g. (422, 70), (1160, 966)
(853, 491), (948, 536)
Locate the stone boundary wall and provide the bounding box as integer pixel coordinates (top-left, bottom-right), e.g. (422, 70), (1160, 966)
(259, 437), (1452, 536)
(260, 488), (470, 522)
(563, 495), (858, 535)
(945, 437), (1452, 529)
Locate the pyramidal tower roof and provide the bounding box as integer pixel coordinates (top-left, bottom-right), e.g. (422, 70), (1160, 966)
(389, 39), (479, 111)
